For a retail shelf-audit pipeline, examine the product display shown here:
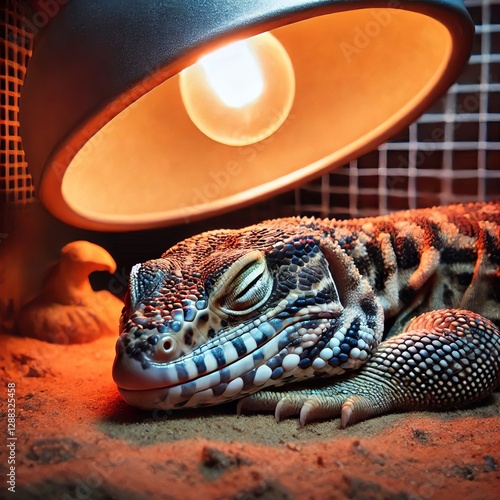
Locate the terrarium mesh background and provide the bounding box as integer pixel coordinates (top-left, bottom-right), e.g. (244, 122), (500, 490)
(0, 0), (34, 204)
(294, 0), (500, 218)
(0, 0), (499, 214)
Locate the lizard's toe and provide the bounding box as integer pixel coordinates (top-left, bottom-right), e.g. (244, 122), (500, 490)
(275, 397), (303, 422)
(297, 394), (393, 427)
(236, 391), (282, 415)
(237, 390), (338, 424)
(299, 395), (343, 426)
(340, 395), (392, 428)
(237, 391), (307, 421)
(239, 388), (395, 427)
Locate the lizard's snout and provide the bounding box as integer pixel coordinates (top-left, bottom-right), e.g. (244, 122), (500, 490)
(112, 330), (182, 391)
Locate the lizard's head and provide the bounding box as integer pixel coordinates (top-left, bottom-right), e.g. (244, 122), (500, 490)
(112, 221), (383, 410)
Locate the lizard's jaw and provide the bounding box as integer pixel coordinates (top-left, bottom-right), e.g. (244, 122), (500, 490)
(112, 303), (344, 410)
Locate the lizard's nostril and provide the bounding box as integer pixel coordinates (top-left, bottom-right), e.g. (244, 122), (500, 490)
(162, 338), (174, 353)
(152, 335), (178, 362)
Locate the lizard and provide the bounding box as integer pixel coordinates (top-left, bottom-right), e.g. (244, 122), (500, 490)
(112, 202), (500, 426)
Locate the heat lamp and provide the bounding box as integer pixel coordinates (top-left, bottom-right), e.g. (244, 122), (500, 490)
(20, 0), (473, 231)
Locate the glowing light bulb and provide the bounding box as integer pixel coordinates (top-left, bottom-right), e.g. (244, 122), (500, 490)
(198, 40), (264, 108)
(180, 33), (295, 146)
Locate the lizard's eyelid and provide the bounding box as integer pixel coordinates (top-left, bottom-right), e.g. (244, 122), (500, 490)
(211, 252), (273, 315)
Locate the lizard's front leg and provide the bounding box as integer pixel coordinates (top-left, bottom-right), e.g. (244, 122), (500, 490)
(238, 309), (500, 427)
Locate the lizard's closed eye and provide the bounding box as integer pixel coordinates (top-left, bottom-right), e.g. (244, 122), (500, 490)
(211, 251), (273, 316)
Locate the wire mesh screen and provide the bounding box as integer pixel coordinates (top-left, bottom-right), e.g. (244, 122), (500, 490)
(294, 0), (500, 219)
(0, 0), (34, 204)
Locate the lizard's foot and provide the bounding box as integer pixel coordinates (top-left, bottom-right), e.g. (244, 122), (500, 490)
(238, 309), (500, 427)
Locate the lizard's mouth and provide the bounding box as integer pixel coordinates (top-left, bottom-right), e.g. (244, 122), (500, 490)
(113, 307), (342, 410)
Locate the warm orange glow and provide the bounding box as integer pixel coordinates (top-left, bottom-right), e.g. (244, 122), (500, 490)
(179, 33), (295, 146)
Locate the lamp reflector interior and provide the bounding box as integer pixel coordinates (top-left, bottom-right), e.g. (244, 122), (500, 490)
(47, 9), (452, 229)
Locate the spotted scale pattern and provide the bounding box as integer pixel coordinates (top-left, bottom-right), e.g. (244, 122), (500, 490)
(113, 202), (500, 425)
(240, 309), (499, 427)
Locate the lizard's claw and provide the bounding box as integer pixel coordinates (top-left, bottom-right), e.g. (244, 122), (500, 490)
(238, 380), (397, 427)
(298, 394), (397, 427)
(274, 395), (353, 425)
(276, 397), (304, 422)
(237, 392), (318, 423)
(299, 395), (342, 426)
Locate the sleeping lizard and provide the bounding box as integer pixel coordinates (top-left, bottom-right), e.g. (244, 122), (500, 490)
(112, 202), (500, 426)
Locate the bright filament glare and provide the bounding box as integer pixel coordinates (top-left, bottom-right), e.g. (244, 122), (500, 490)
(198, 40), (264, 109)
(180, 32), (295, 146)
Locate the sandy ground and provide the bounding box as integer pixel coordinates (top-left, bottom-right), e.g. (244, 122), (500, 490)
(1, 330), (499, 500)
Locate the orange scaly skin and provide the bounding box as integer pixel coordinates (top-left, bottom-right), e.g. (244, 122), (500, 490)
(113, 202), (500, 426)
